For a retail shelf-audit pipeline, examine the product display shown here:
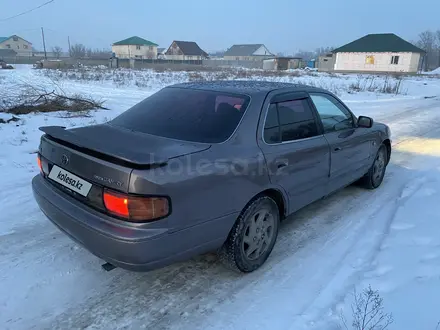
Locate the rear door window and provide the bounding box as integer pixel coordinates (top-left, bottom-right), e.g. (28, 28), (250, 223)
(263, 98), (319, 144)
(110, 87), (250, 143)
(263, 104), (281, 144)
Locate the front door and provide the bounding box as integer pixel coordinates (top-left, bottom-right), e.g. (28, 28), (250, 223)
(308, 92), (372, 192)
(257, 92), (331, 214)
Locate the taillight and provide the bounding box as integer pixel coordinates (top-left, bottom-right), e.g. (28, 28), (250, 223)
(37, 154), (49, 175)
(103, 189), (170, 222)
(37, 154), (42, 173)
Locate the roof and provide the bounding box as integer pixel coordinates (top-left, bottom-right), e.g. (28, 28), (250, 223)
(168, 40), (208, 56)
(112, 36), (158, 46)
(224, 44), (265, 57)
(0, 49), (17, 57)
(332, 33), (425, 54)
(0, 35), (32, 45)
(168, 80), (317, 94)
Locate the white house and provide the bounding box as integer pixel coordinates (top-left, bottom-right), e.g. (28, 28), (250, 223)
(331, 33), (425, 73)
(223, 44), (273, 61)
(112, 36), (158, 59)
(0, 35), (32, 57)
(164, 41), (208, 61)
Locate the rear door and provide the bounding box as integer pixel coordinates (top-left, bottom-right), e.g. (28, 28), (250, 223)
(257, 91), (331, 214)
(308, 92), (372, 191)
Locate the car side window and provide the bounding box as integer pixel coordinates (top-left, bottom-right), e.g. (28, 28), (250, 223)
(309, 93), (354, 133)
(263, 104), (281, 144)
(263, 98), (319, 144)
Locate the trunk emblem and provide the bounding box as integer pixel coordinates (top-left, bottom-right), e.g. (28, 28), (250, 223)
(61, 154), (69, 165)
(93, 175), (123, 187)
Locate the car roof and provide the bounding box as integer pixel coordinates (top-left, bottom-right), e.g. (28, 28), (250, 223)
(168, 80), (326, 95)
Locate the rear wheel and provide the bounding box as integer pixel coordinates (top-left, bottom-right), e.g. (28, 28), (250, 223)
(220, 196), (280, 273)
(360, 144), (388, 189)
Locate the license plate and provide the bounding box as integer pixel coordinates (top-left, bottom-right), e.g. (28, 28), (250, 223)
(48, 165), (92, 197)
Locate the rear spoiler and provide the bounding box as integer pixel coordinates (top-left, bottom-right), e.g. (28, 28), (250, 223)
(39, 126), (169, 168)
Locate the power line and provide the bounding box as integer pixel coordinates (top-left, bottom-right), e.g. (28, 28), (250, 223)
(0, 0), (55, 22)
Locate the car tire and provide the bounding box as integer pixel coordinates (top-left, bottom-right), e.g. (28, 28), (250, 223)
(219, 196), (280, 273)
(360, 144), (388, 189)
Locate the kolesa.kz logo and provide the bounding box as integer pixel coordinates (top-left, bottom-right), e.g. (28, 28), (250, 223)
(57, 171), (84, 190)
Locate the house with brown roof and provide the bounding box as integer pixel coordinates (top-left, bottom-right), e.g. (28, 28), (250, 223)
(164, 41), (208, 61)
(223, 44), (273, 61)
(330, 33), (425, 73)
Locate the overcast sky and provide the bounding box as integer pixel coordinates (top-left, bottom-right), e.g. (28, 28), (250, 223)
(1, 0), (439, 54)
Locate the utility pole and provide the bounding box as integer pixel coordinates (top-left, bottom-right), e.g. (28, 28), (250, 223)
(41, 27), (47, 59)
(68, 36), (71, 57)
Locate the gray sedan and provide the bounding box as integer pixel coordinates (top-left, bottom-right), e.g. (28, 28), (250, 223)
(32, 81), (391, 273)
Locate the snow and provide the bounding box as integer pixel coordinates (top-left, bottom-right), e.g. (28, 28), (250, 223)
(1, 65), (440, 329)
(423, 67), (440, 75)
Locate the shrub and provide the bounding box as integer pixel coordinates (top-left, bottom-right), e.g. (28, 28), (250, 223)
(340, 285), (393, 330)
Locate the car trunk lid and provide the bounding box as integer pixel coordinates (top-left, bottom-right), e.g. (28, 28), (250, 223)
(38, 124), (211, 194)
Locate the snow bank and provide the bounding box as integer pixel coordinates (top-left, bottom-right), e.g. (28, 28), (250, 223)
(424, 67), (440, 75)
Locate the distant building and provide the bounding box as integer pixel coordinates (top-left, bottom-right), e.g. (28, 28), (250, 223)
(164, 41), (208, 61)
(209, 50), (226, 58)
(223, 44), (273, 61)
(157, 48), (166, 59)
(317, 53), (336, 72)
(112, 36), (158, 59)
(263, 57), (302, 70)
(0, 35), (32, 57)
(330, 33), (425, 73)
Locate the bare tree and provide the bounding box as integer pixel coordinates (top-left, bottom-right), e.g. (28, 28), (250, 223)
(70, 43), (86, 59)
(51, 46), (63, 59)
(418, 30), (437, 50)
(437, 30), (440, 68)
(88, 48), (112, 59)
(294, 47), (335, 61)
(315, 46), (335, 56)
(293, 50), (315, 61)
(417, 30), (438, 71)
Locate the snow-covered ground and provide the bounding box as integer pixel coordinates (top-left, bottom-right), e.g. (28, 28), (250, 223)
(1, 65), (440, 330)
(423, 67), (440, 75)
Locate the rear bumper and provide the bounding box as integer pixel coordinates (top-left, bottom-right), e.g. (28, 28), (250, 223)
(32, 175), (236, 271)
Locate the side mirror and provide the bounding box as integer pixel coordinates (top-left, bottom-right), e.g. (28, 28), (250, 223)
(357, 116), (373, 128)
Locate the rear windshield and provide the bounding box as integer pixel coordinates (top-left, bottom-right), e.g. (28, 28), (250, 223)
(109, 87), (251, 143)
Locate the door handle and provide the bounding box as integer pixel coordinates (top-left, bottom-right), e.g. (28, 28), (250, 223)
(334, 147), (342, 152)
(276, 161), (288, 169)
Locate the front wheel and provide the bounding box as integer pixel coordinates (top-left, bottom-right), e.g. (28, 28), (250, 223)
(360, 144), (388, 189)
(220, 196), (280, 273)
